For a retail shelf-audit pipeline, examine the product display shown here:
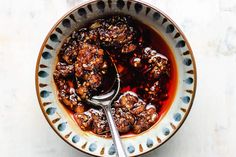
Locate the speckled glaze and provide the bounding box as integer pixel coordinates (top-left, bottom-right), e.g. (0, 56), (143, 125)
(35, 0), (197, 156)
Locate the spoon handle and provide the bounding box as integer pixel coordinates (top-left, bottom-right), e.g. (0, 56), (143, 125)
(103, 106), (127, 157)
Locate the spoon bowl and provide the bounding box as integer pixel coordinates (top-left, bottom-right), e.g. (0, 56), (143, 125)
(86, 60), (127, 157)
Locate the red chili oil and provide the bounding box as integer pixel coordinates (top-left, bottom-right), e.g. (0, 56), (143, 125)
(109, 21), (178, 137)
(62, 16), (177, 137)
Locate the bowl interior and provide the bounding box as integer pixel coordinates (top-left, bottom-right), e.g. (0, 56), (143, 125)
(36, 0), (196, 156)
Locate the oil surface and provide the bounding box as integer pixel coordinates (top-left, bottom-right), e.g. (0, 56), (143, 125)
(62, 16), (178, 137)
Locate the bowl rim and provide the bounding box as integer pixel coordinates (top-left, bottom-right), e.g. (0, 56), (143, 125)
(35, 0), (197, 156)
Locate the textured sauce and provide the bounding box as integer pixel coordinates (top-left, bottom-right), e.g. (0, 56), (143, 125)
(102, 21), (178, 136)
(138, 22), (177, 125)
(54, 15), (177, 137)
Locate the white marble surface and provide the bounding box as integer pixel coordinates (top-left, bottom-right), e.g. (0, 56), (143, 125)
(1, 0), (236, 156)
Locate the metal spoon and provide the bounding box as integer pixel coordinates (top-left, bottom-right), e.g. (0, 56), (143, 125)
(86, 57), (127, 157)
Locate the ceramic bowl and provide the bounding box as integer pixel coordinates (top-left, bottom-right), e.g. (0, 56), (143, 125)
(35, 0), (197, 156)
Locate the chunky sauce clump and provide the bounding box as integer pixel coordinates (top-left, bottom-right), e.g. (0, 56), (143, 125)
(53, 15), (177, 137)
